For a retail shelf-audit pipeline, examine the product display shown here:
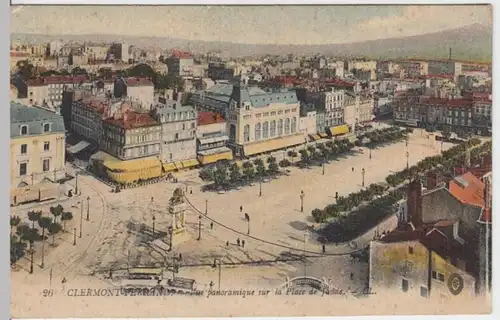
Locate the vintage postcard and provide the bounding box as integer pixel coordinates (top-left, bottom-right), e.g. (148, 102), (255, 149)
(9, 4), (493, 318)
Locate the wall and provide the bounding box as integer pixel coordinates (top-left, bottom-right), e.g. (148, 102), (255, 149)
(299, 111), (317, 136)
(10, 132), (66, 188)
(127, 85), (155, 109)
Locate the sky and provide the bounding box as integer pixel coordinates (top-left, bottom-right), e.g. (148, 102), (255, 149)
(10, 5), (492, 45)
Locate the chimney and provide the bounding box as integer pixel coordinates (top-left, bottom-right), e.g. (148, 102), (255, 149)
(407, 178), (423, 227)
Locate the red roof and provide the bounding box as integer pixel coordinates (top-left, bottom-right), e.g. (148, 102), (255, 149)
(198, 111), (225, 126)
(10, 51), (29, 58)
(448, 172), (485, 208)
(27, 75), (89, 87)
(104, 110), (158, 129)
(170, 50), (193, 59)
(125, 77), (153, 87)
(323, 78), (355, 87)
(420, 74), (454, 80)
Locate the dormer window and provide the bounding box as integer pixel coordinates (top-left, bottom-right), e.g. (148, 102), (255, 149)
(43, 123), (51, 133)
(20, 125), (28, 135)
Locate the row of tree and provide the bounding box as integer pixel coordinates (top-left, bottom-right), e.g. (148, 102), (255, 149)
(298, 139), (356, 166)
(311, 138), (489, 226)
(355, 127), (410, 148)
(10, 205), (74, 265)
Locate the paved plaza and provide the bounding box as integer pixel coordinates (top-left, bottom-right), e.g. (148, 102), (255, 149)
(11, 130), (455, 316)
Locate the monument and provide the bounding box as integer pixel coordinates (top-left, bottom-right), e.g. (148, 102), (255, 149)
(167, 187), (190, 248)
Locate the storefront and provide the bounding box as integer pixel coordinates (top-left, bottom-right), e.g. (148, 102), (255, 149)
(243, 134), (304, 157)
(328, 124), (350, 137)
(197, 147), (234, 165)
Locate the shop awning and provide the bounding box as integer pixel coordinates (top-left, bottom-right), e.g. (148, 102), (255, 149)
(67, 140), (91, 154)
(163, 162), (177, 172)
(173, 161), (184, 169)
(104, 155), (162, 172)
(198, 149), (233, 165)
(199, 136), (229, 145)
(309, 134), (321, 142)
(318, 132), (329, 139)
(243, 134), (304, 157)
(181, 158), (200, 169)
(328, 124), (350, 136)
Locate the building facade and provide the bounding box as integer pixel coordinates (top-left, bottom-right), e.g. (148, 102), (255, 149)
(10, 103), (66, 203)
(196, 111), (232, 165)
(166, 51), (194, 78)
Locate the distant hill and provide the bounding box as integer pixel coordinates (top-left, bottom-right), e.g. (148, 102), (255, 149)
(11, 23), (492, 62)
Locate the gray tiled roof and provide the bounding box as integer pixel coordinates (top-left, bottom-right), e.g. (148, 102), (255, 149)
(10, 102), (65, 138)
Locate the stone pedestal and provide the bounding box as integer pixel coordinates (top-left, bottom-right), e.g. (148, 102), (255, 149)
(166, 188), (191, 249)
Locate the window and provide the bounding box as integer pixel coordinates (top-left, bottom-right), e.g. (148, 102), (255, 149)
(255, 123), (261, 141)
(432, 271), (445, 282)
(243, 125), (250, 142)
(43, 142), (50, 151)
(175, 133), (179, 140)
(402, 279), (409, 292)
(182, 123), (186, 130)
(42, 159), (50, 172)
(270, 120), (276, 137)
(20, 144), (27, 155)
(271, 111), (276, 116)
(20, 125), (28, 135)
(278, 119), (283, 136)
(169, 153), (173, 160)
(291, 117), (297, 133)
(191, 122), (195, 129)
(262, 122), (269, 139)
(420, 286), (428, 298)
(19, 163), (27, 176)
(408, 247), (414, 254)
(284, 118), (290, 134)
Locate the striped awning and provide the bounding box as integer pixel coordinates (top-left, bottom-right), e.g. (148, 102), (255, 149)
(328, 125), (350, 136)
(243, 134), (304, 157)
(181, 158), (200, 169)
(163, 162), (177, 172)
(198, 150), (233, 165)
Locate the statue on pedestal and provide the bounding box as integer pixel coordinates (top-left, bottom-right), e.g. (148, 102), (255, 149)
(167, 187), (190, 248)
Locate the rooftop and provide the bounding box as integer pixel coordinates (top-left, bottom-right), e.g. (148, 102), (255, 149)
(198, 111), (225, 126)
(170, 50), (193, 59)
(104, 110), (158, 129)
(419, 98), (473, 108)
(125, 77), (154, 87)
(27, 75), (89, 87)
(10, 102), (65, 137)
(448, 172), (485, 208)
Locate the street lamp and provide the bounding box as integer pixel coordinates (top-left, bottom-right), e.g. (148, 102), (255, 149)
(440, 139), (444, 154)
(361, 168), (366, 187)
(197, 215), (202, 241)
(75, 172), (79, 195)
(73, 228), (76, 246)
(212, 258), (222, 290)
(86, 196), (90, 221)
(152, 215), (156, 237)
(406, 151), (410, 170)
(246, 214), (251, 235)
(369, 148), (372, 159)
(259, 180), (262, 197)
(168, 226), (173, 251)
(29, 244), (34, 274)
(300, 190), (305, 212)
(205, 200), (208, 215)
(322, 160), (325, 175)
(79, 201), (83, 238)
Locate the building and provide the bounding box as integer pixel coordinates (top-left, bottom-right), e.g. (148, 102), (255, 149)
(369, 174), (491, 299)
(196, 111), (233, 165)
(84, 43), (109, 62)
(109, 42), (130, 62)
(150, 101), (198, 170)
(71, 94), (110, 145)
(225, 82), (304, 158)
(321, 89), (345, 127)
(343, 91), (358, 132)
(48, 40), (64, 57)
(26, 75), (89, 108)
(358, 91), (375, 123)
(299, 110), (317, 138)
(10, 102), (66, 205)
(10, 51), (30, 73)
(166, 50), (194, 78)
(208, 61), (235, 81)
(102, 110), (161, 160)
(398, 60), (429, 77)
(113, 77), (155, 110)
(346, 60), (377, 73)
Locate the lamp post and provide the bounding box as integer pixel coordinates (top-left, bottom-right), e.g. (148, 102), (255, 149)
(79, 201), (83, 238)
(361, 168), (366, 187)
(259, 180), (262, 197)
(369, 148), (372, 159)
(86, 196), (90, 221)
(73, 228), (76, 246)
(168, 226), (173, 251)
(205, 200), (208, 215)
(29, 244), (34, 274)
(197, 215), (202, 241)
(300, 190), (305, 212)
(406, 151), (409, 170)
(322, 161), (325, 175)
(75, 172), (79, 195)
(152, 215), (156, 238)
(212, 258), (222, 290)
(247, 214), (251, 235)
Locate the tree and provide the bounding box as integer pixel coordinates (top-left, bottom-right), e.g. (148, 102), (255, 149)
(38, 217), (52, 241)
(213, 166), (228, 186)
(10, 215), (21, 235)
(312, 208), (328, 223)
(228, 163), (242, 183)
(267, 156), (280, 174)
(287, 150), (298, 158)
(242, 161), (255, 181)
(60, 211), (73, 231)
(254, 158), (267, 177)
(299, 149), (310, 165)
(71, 66), (88, 76)
(50, 205), (63, 223)
(199, 167), (214, 181)
(10, 235), (27, 265)
(16, 223), (30, 240)
(48, 222), (62, 246)
(15, 60), (35, 81)
(279, 159), (291, 167)
(27, 211), (42, 229)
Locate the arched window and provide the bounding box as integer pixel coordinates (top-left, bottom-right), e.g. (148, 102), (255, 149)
(284, 118), (290, 134)
(243, 124), (250, 142)
(262, 121), (269, 139)
(255, 123), (261, 141)
(270, 120), (276, 137)
(291, 117), (297, 133)
(20, 125), (28, 135)
(278, 119), (283, 136)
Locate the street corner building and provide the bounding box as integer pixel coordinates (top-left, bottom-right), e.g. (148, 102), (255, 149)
(10, 102), (66, 206)
(369, 173), (492, 301)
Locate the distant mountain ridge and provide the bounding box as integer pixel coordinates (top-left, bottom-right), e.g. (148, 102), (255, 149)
(11, 23), (492, 62)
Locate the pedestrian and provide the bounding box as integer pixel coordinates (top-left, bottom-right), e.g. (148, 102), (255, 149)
(226, 241), (229, 247)
(350, 272), (354, 280)
(352, 167), (354, 172)
(210, 222), (214, 229)
(242, 240), (245, 248)
(209, 281), (214, 289)
(179, 253), (182, 261)
(237, 238), (241, 246)
(240, 205), (243, 213)
(322, 244), (325, 253)
(62, 277), (67, 284)
(190, 189), (193, 194)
